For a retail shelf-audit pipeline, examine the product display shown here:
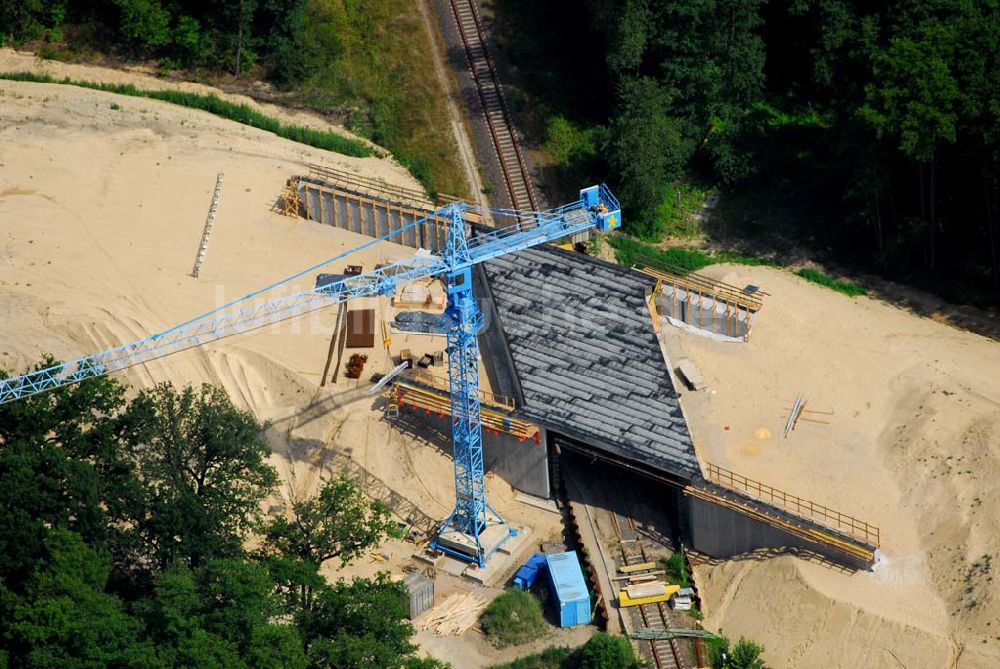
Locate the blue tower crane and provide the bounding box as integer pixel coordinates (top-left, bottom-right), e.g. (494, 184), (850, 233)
(0, 184), (620, 566)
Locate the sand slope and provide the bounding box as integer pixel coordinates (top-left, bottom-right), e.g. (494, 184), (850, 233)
(0, 74), (425, 498)
(664, 265), (1000, 668)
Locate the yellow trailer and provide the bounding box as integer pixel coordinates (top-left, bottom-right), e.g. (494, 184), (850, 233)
(618, 584), (680, 608)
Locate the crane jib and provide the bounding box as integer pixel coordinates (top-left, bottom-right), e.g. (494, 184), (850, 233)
(0, 183), (621, 570)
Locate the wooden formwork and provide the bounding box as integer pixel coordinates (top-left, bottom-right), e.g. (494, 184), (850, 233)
(299, 179), (452, 253)
(641, 266), (761, 340)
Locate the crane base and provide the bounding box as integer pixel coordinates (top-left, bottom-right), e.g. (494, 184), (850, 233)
(433, 518), (517, 566)
(423, 524), (533, 586)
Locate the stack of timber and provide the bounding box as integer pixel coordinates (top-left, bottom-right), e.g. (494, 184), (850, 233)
(413, 592), (487, 636)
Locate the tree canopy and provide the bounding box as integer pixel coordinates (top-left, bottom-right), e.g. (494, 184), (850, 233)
(0, 361), (440, 668)
(495, 0), (1000, 307)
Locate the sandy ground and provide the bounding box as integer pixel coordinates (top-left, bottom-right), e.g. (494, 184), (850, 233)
(0, 72), (571, 665)
(661, 265), (1000, 668)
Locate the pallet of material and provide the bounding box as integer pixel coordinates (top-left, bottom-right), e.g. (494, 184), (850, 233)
(625, 582), (675, 599)
(671, 595), (693, 611)
(612, 569), (665, 582)
(676, 358), (706, 391)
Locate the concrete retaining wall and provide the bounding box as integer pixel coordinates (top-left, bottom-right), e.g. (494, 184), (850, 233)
(683, 494), (873, 570)
(300, 180), (448, 252)
(656, 286), (753, 340)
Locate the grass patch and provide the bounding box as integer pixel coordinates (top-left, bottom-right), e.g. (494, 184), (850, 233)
(289, 0), (467, 197)
(653, 181), (716, 238)
(490, 633), (639, 669)
(795, 268), (867, 297)
(607, 235), (770, 274)
(0, 70), (371, 159)
(660, 552), (692, 588)
(481, 589), (548, 649)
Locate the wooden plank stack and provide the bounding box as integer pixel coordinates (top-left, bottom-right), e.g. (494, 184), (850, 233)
(413, 592), (487, 636)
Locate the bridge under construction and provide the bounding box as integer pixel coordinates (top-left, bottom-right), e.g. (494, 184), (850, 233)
(282, 167), (881, 572)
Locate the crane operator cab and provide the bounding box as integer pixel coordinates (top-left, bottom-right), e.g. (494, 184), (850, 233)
(580, 184), (622, 232)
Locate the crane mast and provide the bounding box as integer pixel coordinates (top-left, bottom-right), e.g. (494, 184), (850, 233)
(435, 205), (496, 563)
(0, 185), (621, 567)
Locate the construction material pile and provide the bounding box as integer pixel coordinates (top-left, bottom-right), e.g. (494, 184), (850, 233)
(413, 591), (488, 636)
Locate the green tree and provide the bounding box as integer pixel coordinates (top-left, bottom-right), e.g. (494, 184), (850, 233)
(4, 528), (160, 668)
(121, 382), (278, 570)
(171, 15), (211, 67)
(264, 475), (399, 567)
(725, 636), (767, 669)
(480, 589), (547, 649)
(606, 76), (690, 237)
(137, 559), (306, 669)
(115, 0), (172, 55)
(579, 632), (640, 669)
(0, 362), (133, 591)
(861, 8), (961, 270)
(300, 574), (417, 669)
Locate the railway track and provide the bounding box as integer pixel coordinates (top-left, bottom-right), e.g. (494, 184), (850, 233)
(610, 508), (688, 669)
(447, 0), (539, 213)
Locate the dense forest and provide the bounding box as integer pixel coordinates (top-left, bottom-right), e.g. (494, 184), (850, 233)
(496, 0), (1000, 307)
(0, 0), (466, 197)
(0, 364), (443, 668)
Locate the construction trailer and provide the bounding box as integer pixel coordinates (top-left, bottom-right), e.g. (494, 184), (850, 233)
(545, 551), (591, 627)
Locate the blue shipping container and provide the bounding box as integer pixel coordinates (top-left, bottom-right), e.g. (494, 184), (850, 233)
(545, 551), (591, 627)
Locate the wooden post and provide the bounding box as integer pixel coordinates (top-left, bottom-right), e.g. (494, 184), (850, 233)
(321, 303), (346, 386)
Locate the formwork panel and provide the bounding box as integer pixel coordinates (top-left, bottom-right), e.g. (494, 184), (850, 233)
(657, 286), (754, 341)
(348, 199), (361, 235)
(404, 572), (434, 619)
(363, 202), (376, 237)
(305, 188), (320, 222)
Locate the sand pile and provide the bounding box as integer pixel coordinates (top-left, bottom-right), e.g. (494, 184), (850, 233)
(662, 265), (1000, 667)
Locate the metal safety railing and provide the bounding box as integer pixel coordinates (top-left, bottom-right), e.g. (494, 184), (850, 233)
(636, 261), (763, 312)
(704, 462), (880, 547)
